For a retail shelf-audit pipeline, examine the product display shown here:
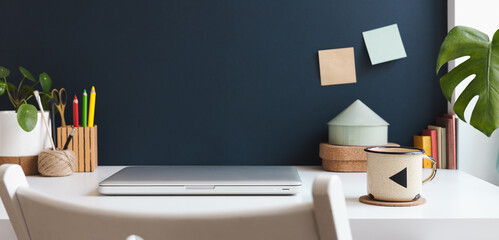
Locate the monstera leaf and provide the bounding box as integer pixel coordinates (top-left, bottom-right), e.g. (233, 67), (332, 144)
(436, 26), (499, 137)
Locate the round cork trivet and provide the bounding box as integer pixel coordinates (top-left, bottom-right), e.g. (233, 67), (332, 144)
(319, 142), (400, 161)
(359, 195), (426, 207)
(320, 142), (400, 172)
(322, 159), (366, 172)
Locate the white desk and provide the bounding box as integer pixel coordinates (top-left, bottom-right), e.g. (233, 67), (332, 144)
(1, 166), (499, 240)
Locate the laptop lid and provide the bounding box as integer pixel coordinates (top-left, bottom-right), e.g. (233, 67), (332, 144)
(98, 166), (302, 195)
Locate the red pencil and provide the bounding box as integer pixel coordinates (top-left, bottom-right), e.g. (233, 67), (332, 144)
(73, 95), (79, 127)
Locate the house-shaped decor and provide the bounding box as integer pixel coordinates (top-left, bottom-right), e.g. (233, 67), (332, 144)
(328, 99), (389, 146)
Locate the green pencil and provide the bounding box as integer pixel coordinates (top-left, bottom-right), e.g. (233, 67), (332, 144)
(82, 89), (88, 127)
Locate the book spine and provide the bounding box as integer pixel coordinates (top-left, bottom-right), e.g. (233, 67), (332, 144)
(436, 117), (453, 169)
(414, 135), (432, 168)
(444, 114), (457, 169)
(428, 126), (443, 168)
(441, 128), (447, 169)
(422, 129), (438, 168)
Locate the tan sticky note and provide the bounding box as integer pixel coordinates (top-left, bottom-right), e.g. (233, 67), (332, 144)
(318, 47), (357, 86)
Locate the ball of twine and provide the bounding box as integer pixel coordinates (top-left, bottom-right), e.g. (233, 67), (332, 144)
(38, 149), (77, 177)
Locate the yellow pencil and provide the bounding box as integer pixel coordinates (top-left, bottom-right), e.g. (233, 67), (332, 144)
(88, 86), (96, 127)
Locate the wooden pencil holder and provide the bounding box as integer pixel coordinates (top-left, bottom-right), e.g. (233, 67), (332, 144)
(56, 126), (98, 172)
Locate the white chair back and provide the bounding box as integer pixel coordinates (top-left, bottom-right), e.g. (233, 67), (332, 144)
(0, 164), (352, 240)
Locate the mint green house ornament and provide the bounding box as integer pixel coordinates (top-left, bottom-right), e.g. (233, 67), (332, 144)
(328, 100), (389, 146)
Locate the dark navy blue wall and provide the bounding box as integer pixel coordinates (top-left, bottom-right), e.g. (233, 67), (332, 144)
(0, 0), (447, 165)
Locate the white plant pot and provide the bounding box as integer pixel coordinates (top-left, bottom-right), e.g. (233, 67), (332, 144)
(0, 111), (52, 157)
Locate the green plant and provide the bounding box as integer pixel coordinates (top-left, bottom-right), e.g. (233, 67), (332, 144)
(436, 26), (499, 137)
(0, 66), (52, 132)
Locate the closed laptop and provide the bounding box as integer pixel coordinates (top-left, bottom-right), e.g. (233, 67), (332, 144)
(99, 165), (302, 195)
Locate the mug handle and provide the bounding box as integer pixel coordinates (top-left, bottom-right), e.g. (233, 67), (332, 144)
(422, 155), (437, 184)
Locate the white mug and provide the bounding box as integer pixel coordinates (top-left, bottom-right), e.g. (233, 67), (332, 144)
(364, 146), (437, 202)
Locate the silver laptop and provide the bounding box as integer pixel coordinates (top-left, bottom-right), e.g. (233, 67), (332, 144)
(99, 166), (302, 195)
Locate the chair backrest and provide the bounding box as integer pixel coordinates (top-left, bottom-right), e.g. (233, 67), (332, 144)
(0, 164), (352, 240)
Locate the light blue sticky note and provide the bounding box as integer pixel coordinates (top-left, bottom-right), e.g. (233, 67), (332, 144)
(362, 24), (407, 65)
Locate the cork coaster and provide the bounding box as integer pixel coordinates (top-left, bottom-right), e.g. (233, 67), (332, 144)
(359, 195), (426, 207)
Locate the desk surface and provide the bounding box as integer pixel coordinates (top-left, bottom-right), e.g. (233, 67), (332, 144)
(2, 166), (499, 239)
(2, 166), (499, 218)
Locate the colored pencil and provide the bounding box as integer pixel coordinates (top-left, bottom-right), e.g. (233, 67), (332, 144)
(88, 86), (96, 127)
(82, 89), (88, 127)
(73, 95), (79, 127)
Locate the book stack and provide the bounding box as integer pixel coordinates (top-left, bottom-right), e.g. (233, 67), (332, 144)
(414, 114), (457, 169)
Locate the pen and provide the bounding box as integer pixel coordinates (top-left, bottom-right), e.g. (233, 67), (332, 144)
(73, 95), (79, 127)
(63, 128), (76, 150)
(88, 86), (96, 127)
(82, 89), (88, 127)
(49, 98), (57, 147)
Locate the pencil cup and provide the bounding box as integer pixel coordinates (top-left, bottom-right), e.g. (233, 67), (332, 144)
(38, 149), (77, 177)
(56, 126), (98, 172)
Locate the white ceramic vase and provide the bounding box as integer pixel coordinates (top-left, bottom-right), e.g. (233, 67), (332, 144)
(0, 111), (52, 157)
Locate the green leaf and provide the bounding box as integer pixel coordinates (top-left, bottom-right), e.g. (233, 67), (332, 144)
(17, 103), (38, 132)
(436, 26), (499, 137)
(0, 81), (5, 96)
(39, 72), (52, 93)
(0, 66), (10, 78)
(20, 85), (35, 96)
(6, 83), (17, 94)
(18, 66), (35, 82)
(41, 93), (51, 110)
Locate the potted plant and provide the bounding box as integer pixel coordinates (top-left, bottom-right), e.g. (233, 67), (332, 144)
(0, 66), (53, 174)
(436, 26), (499, 170)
